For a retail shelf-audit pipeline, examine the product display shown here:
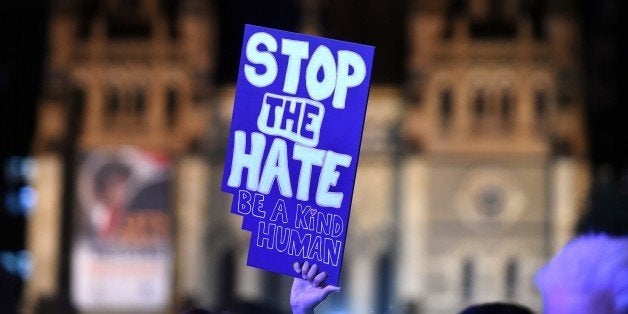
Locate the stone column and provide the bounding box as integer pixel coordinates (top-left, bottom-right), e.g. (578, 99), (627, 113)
(235, 248), (264, 301)
(348, 256), (377, 313)
(476, 255), (500, 302)
(396, 156), (428, 309)
(517, 73), (534, 139)
(550, 158), (578, 253)
(23, 155), (63, 312)
(175, 156), (210, 304)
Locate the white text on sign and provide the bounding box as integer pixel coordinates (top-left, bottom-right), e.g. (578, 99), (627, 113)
(227, 131), (352, 209)
(257, 93), (324, 147)
(244, 31), (367, 110)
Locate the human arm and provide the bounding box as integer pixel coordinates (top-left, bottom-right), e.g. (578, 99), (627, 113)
(290, 261), (341, 314)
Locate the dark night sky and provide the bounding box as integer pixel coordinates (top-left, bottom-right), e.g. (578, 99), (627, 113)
(0, 0), (48, 307)
(0, 0), (47, 158)
(580, 0), (628, 176)
(0, 0), (47, 254)
(1, 0), (628, 251)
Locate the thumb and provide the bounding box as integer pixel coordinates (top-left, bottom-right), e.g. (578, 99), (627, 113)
(318, 285), (341, 301)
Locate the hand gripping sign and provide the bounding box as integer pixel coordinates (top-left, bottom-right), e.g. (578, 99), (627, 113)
(222, 24), (374, 286)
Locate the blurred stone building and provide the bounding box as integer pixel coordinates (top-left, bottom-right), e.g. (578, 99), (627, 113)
(27, 0), (213, 312)
(399, 1), (587, 312)
(25, 0), (587, 313)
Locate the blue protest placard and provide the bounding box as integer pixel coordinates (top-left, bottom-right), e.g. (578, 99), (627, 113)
(221, 24), (374, 286)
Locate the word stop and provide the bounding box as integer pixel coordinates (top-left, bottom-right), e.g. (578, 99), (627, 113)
(244, 31), (367, 109)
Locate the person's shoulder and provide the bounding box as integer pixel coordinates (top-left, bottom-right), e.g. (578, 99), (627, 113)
(536, 233), (628, 291)
(562, 234), (628, 262)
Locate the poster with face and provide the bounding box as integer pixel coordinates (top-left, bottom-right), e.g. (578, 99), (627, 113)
(71, 147), (172, 311)
(222, 24), (374, 286)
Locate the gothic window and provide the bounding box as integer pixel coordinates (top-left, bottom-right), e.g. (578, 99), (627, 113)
(134, 88), (145, 118)
(440, 88), (453, 131)
(535, 90), (548, 124)
(501, 90), (513, 130)
(472, 90), (486, 129)
(505, 258), (518, 299)
(557, 70), (575, 107)
(166, 87), (177, 129)
(462, 258), (474, 300)
(70, 87), (86, 137)
(105, 87), (120, 126)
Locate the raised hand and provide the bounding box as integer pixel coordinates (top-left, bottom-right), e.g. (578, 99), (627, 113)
(290, 261), (341, 314)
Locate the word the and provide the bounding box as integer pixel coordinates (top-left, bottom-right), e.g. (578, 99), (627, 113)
(257, 93), (324, 147)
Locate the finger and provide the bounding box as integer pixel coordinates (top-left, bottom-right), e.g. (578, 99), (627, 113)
(324, 285), (341, 293)
(307, 263), (318, 281)
(312, 270), (327, 287)
(301, 261), (310, 279)
(293, 262), (301, 274)
(318, 285), (342, 301)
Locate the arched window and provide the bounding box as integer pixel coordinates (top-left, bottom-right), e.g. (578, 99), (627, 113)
(505, 258), (518, 299)
(534, 90), (549, 132)
(105, 87), (120, 126)
(501, 90), (513, 130)
(462, 258), (474, 300)
(472, 90), (486, 130)
(134, 88), (145, 118)
(166, 87), (177, 129)
(535, 90), (547, 120)
(440, 88), (453, 131)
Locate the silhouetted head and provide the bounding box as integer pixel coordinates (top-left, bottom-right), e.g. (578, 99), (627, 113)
(180, 308), (212, 314)
(459, 302), (534, 314)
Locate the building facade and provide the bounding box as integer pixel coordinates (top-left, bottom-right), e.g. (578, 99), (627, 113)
(397, 1), (587, 312)
(26, 0), (587, 313)
(27, 0), (214, 312)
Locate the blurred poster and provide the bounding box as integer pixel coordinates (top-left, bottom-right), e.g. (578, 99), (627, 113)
(71, 147), (172, 312)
